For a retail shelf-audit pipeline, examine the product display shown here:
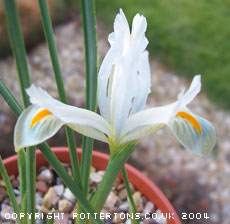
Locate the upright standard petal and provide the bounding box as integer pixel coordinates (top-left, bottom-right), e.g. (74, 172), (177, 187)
(129, 51), (151, 115)
(181, 75), (201, 106)
(97, 9), (130, 120)
(98, 9), (150, 139)
(14, 85), (112, 151)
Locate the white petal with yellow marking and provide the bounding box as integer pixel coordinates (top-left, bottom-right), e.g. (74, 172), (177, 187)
(14, 85), (112, 151)
(14, 105), (64, 152)
(26, 85), (112, 137)
(14, 104), (110, 152)
(168, 109), (216, 156)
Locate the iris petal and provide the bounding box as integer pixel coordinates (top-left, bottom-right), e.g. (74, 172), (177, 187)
(98, 9), (150, 139)
(14, 105), (64, 152)
(181, 75), (201, 106)
(168, 109), (216, 156)
(120, 102), (178, 143)
(120, 75), (215, 156)
(14, 86), (112, 151)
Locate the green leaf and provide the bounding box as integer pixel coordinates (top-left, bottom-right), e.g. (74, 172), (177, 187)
(3, 0), (35, 221)
(0, 156), (20, 221)
(38, 0), (82, 190)
(0, 78), (22, 117)
(3, 0), (31, 108)
(78, 0), (98, 198)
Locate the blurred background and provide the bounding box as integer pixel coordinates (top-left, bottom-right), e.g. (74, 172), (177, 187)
(0, 0), (229, 223)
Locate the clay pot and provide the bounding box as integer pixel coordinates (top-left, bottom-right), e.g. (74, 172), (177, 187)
(2, 147), (181, 224)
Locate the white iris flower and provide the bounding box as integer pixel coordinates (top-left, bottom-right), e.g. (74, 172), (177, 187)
(14, 9), (216, 156)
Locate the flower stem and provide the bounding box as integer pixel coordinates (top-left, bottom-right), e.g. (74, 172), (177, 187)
(17, 150), (27, 222)
(122, 167), (140, 224)
(90, 142), (137, 213)
(26, 147), (36, 223)
(38, 0), (82, 190)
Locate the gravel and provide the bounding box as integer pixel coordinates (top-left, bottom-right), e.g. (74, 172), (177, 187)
(0, 164), (165, 224)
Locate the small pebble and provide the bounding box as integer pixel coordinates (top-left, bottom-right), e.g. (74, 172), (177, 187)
(119, 201), (129, 212)
(155, 209), (167, 224)
(144, 201), (155, 213)
(54, 212), (69, 224)
(63, 188), (76, 203)
(97, 170), (105, 176)
(133, 191), (144, 212)
(37, 168), (54, 184)
(143, 219), (156, 224)
(56, 177), (63, 185)
(36, 181), (48, 193)
(13, 189), (20, 196)
(69, 204), (77, 219)
(118, 188), (127, 200)
(58, 199), (73, 213)
(0, 180), (5, 187)
(112, 212), (125, 223)
(54, 185), (64, 196)
(0, 187), (7, 202)
(104, 191), (119, 208)
(117, 183), (125, 191)
(90, 166), (96, 173)
(113, 178), (121, 188)
(36, 192), (43, 205)
(12, 179), (19, 188)
(0, 204), (13, 220)
(42, 187), (57, 209)
(90, 172), (103, 183)
(129, 183), (135, 193)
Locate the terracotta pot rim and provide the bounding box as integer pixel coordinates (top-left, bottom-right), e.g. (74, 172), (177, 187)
(2, 147), (181, 224)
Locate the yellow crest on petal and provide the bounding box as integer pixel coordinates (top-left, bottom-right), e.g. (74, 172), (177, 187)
(176, 111), (202, 135)
(30, 109), (52, 129)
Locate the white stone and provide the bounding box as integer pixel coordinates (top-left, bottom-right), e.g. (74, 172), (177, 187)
(104, 192), (119, 208)
(63, 188), (76, 203)
(90, 172), (102, 183)
(54, 185), (64, 196)
(119, 201), (129, 212)
(144, 201), (155, 213)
